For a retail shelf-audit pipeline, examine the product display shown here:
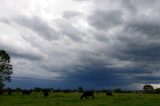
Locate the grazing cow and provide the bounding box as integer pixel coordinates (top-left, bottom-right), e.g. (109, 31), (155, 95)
(81, 91), (94, 99)
(0, 89), (3, 95)
(106, 92), (113, 96)
(43, 89), (49, 97)
(7, 88), (12, 95)
(22, 89), (32, 95)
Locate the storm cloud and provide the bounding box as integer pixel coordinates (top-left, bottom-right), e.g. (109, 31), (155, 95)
(14, 16), (59, 40)
(1, 0), (160, 90)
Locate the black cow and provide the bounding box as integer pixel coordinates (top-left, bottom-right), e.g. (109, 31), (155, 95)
(7, 88), (12, 95)
(106, 92), (113, 96)
(0, 89), (4, 95)
(81, 91), (94, 99)
(22, 89), (32, 95)
(43, 89), (49, 97)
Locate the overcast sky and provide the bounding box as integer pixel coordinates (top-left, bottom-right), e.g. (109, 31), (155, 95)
(1, 0), (160, 90)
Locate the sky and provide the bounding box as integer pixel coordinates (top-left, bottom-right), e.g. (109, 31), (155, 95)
(1, 0), (160, 90)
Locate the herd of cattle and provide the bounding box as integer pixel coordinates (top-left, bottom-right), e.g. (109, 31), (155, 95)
(81, 90), (113, 99)
(0, 89), (113, 99)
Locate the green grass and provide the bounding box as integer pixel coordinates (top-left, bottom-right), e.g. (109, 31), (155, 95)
(0, 92), (160, 106)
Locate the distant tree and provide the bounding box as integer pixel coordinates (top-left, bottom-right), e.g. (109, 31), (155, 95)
(16, 88), (22, 92)
(114, 88), (122, 93)
(62, 89), (71, 93)
(0, 82), (4, 89)
(0, 50), (13, 89)
(154, 88), (160, 94)
(34, 87), (43, 92)
(54, 88), (61, 92)
(6, 88), (12, 95)
(143, 85), (154, 93)
(101, 89), (107, 93)
(78, 86), (83, 93)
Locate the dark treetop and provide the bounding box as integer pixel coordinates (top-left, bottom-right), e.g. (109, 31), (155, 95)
(0, 50), (13, 89)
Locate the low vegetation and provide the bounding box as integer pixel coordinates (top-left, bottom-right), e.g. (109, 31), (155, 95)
(0, 92), (160, 106)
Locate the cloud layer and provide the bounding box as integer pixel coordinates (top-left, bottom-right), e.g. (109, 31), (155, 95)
(1, 0), (160, 89)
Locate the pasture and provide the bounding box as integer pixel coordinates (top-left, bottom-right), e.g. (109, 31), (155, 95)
(0, 92), (160, 106)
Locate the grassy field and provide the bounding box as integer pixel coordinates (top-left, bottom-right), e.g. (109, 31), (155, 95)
(0, 92), (160, 106)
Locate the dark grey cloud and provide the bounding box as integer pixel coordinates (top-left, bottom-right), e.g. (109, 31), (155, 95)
(127, 21), (160, 38)
(120, 0), (137, 13)
(89, 9), (123, 30)
(78, 0), (160, 89)
(121, 0), (159, 13)
(2, 0), (160, 90)
(5, 77), (68, 89)
(40, 55), (146, 89)
(0, 43), (44, 61)
(56, 19), (85, 42)
(112, 13), (160, 63)
(60, 24), (84, 42)
(9, 50), (43, 61)
(91, 30), (110, 42)
(14, 15), (59, 40)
